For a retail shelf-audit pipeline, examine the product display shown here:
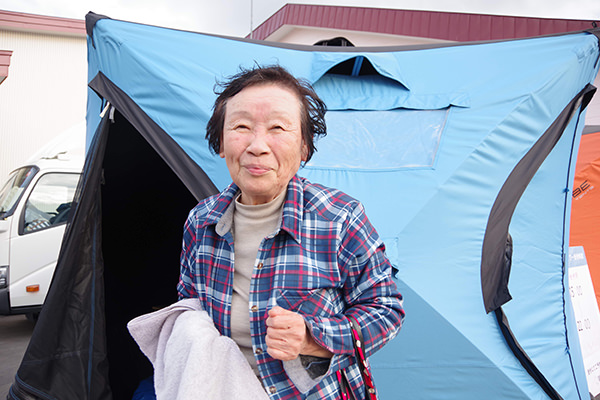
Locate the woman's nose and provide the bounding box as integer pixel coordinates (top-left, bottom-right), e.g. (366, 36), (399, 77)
(246, 129), (270, 155)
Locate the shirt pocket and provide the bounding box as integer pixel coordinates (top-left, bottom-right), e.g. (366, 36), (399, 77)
(270, 288), (345, 318)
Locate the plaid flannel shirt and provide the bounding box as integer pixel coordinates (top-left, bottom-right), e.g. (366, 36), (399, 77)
(178, 175), (404, 400)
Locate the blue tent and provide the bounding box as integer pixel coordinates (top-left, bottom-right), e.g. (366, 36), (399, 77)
(9, 13), (599, 400)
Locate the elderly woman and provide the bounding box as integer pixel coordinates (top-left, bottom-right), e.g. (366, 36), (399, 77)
(177, 65), (404, 400)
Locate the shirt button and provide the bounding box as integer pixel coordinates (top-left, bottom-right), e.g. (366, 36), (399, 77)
(257, 262), (264, 269)
(255, 348), (263, 355)
(269, 386), (276, 394)
(250, 305), (258, 312)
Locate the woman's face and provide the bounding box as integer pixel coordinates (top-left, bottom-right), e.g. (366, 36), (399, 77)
(220, 83), (308, 205)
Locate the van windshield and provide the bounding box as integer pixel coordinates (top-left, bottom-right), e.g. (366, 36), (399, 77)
(0, 166), (39, 218)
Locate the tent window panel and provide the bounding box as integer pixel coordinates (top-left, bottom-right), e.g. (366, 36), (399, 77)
(306, 108), (448, 170)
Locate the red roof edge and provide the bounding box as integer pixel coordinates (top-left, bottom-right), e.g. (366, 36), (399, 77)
(250, 4), (599, 42)
(0, 9), (86, 36)
(0, 49), (12, 84)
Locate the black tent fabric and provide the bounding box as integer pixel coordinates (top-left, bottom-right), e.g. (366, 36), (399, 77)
(8, 107), (218, 400)
(9, 114), (112, 400)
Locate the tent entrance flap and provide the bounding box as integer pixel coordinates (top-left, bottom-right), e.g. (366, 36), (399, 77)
(10, 113), (113, 400)
(87, 71), (220, 398)
(101, 110), (204, 399)
(481, 83), (597, 313)
(481, 84), (598, 400)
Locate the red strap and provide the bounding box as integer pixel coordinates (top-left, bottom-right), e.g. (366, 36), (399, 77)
(347, 315), (378, 400)
(336, 370), (350, 400)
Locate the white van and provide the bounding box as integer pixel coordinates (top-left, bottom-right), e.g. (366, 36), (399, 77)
(0, 124), (84, 319)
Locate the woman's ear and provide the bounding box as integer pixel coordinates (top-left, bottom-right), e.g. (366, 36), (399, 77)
(219, 135), (225, 158)
(301, 142), (308, 162)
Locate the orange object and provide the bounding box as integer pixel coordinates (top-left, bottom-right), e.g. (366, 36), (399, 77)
(26, 284), (40, 293)
(570, 129), (600, 309)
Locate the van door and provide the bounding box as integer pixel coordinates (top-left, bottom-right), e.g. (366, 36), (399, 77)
(0, 166), (39, 313)
(9, 172), (79, 310)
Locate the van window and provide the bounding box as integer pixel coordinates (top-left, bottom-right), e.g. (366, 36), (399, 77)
(0, 166), (38, 218)
(21, 173), (79, 234)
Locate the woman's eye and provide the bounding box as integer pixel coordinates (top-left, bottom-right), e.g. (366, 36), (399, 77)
(235, 124), (250, 131)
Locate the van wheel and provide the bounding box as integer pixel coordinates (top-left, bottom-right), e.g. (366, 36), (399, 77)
(26, 312), (40, 323)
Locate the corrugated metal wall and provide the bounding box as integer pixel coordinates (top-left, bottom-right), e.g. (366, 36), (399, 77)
(0, 29), (86, 182)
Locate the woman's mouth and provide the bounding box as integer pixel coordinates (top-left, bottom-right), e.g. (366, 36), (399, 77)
(244, 165), (270, 175)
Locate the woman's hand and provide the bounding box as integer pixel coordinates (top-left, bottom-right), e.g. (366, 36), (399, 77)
(265, 306), (333, 361)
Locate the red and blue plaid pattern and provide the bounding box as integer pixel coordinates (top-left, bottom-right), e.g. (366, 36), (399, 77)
(178, 175), (404, 399)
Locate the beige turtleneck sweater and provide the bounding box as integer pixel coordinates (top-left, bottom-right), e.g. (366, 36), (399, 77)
(230, 191), (285, 376)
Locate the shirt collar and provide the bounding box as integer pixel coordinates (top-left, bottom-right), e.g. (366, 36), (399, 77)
(206, 176), (305, 244)
(281, 175), (304, 244)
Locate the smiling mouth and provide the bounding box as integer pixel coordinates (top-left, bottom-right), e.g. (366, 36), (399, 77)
(244, 165), (271, 175)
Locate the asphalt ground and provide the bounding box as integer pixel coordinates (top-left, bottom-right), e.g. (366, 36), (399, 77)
(0, 315), (35, 397)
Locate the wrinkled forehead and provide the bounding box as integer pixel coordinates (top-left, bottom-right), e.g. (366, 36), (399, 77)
(225, 83), (303, 118)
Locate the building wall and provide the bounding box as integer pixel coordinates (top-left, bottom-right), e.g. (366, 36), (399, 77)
(0, 21), (86, 182)
(266, 25), (450, 46)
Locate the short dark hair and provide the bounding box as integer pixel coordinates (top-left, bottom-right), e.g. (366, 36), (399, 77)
(206, 65), (327, 163)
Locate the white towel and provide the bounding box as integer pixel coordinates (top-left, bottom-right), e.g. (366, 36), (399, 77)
(127, 298), (269, 400)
